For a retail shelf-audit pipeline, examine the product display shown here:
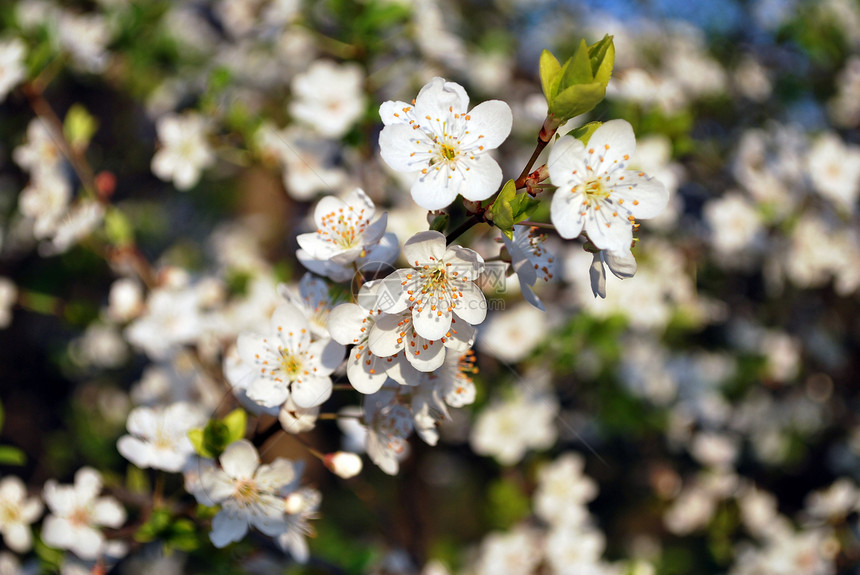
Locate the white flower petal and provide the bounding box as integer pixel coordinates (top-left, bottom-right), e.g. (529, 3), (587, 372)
(412, 301), (452, 341)
(606, 172), (669, 219)
(68, 526), (104, 560)
(461, 100), (512, 150)
(444, 245), (484, 280)
(379, 99), (413, 126)
(550, 188), (586, 240)
(604, 247), (637, 279)
(414, 77), (469, 119)
(404, 332), (445, 372)
(311, 338), (345, 375)
(327, 303), (368, 345)
(0, 476), (25, 501)
(312, 195), (346, 227)
(117, 436), (151, 468)
(362, 211), (388, 246)
(346, 347), (389, 394)
(409, 165), (462, 210)
(590, 253), (607, 299)
(367, 312), (406, 356)
(292, 374), (332, 408)
(210, 511), (249, 548)
(443, 315), (476, 351)
(583, 210), (632, 252)
(246, 377), (290, 408)
(255, 459), (296, 491)
(403, 230), (447, 266)
(451, 282), (487, 326)
(385, 352), (422, 386)
(92, 497), (126, 528)
(4, 524), (32, 553)
(220, 440), (259, 480)
(584, 119), (637, 175)
(74, 467), (103, 504)
(379, 124), (431, 172)
(457, 154), (503, 203)
(547, 135), (587, 186)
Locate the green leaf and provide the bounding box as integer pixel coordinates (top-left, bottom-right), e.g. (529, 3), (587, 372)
(568, 121), (603, 145)
(489, 180), (541, 240)
(539, 49), (562, 100)
(588, 34), (615, 85)
(135, 509), (200, 552)
(64, 104), (98, 151)
(187, 428), (212, 459)
(559, 39), (594, 89)
(126, 464), (150, 494)
(428, 213), (449, 233)
(511, 194), (541, 222)
(222, 409), (247, 444)
(104, 207), (134, 246)
(0, 445), (26, 466)
(489, 180), (518, 240)
(549, 82), (607, 119)
(486, 477), (530, 529)
(189, 409), (247, 459)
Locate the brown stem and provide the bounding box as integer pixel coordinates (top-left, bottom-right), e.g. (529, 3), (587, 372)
(514, 138), (549, 189)
(445, 212), (484, 245)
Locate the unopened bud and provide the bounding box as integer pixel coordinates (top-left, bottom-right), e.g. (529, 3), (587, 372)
(462, 200), (482, 214)
(284, 492), (307, 515)
(324, 451), (363, 479)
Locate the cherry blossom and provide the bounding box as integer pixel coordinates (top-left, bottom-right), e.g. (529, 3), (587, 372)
(379, 230), (486, 341)
(0, 476), (43, 553)
(548, 119), (669, 251)
(379, 77), (512, 210)
(196, 440), (298, 548)
(41, 467), (126, 560)
(116, 402), (207, 473)
(236, 303), (343, 408)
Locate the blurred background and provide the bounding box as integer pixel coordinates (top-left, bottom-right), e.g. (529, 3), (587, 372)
(1, 0), (860, 573)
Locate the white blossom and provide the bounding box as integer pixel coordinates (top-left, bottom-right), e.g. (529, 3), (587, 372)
(196, 440), (298, 548)
(363, 390), (413, 475)
(502, 226), (556, 309)
(289, 60), (365, 138)
(0, 39), (26, 103)
(42, 467), (126, 560)
(0, 476), (43, 553)
(116, 402), (207, 472)
(296, 189), (397, 275)
(379, 77), (512, 210)
(151, 113), (215, 190)
(548, 120), (669, 251)
(236, 303), (344, 408)
(470, 379), (558, 465)
(379, 230), (486, 341)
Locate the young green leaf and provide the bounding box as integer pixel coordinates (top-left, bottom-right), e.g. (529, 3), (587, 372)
(222, 408), (247, 444)
(539, 49), (562, 100)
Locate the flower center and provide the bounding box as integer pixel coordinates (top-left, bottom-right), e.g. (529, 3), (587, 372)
(153, 429), (173, 450)
(318, 208), (369, 249)
(0, 502), (20, 523)
(69, 507), (91, 527)
(583, 179), (609, 201)
(234, 479), (260, 504)
(280, 351), (304, 378)
(440, 143), (457, 161)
